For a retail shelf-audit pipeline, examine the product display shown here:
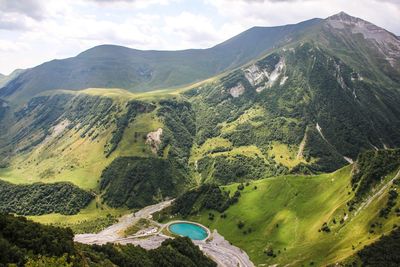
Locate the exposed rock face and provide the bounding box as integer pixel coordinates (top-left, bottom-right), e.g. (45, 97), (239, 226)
(146, 128), (163, 154)
(243, 56), (287, 93)
(229, 83), (245, 98)
(244, 64), (268, 87)
(326, 12), (400, 67)
(265, 57), (286, 89)
(42, 119), (71, 146)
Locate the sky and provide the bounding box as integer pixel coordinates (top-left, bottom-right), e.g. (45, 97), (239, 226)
(0, 0), (399, 75)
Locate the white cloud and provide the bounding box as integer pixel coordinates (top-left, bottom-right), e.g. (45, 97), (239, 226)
(163, 12), (222, 49)
(0, 0), (45, 20)
(85, 0), (175, 9)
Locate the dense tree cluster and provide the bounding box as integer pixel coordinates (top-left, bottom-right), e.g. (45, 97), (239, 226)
(170, 184), (240, 217)
(157, 99), (196, 165)
(355, 228), (400, 266)
(100, 157), (189, 209)
(379, 189), (398, 218)
(198, 155), (267, 184)
(0, 214), (76, 266)
(0, 181), (93, 215)
(81, 237), (216, 267)
(351, 149), (400, 200)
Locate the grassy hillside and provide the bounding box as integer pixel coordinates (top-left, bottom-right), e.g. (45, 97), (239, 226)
(0, 88), (199, 228)
(27, 197), (129, 234)
(0, 90), (174, 190)
(178, 156), (400, 265)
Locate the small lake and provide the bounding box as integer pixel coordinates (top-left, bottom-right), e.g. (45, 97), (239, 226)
(168, 222), (208, 240)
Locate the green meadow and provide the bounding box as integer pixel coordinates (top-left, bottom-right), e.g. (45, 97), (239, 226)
(187, 165), (400, 266)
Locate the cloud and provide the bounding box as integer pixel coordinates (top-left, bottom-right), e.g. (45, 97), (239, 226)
(378, 0), (400, 5)
(0, 14), (29, 31)
(85, 0), (173, 8)
(163, 12), (222, 48)
(0, 0), (44, 20)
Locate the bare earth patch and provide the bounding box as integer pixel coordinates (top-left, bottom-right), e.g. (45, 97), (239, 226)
(146, 128), (163, 154)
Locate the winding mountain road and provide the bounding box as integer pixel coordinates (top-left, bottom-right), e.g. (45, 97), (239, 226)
(74, 199), (173, 244)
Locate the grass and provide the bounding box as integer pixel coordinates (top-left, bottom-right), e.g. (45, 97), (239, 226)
(219, 106), (265, 134)
(124, 218), (156, 237)
(0, 90), (165, 190)
(186, 165), (400, 266)
(190, 137), (233, 163)
(117, 111), (163, 158)
(267, 141), (308, 168)
(0, 129), (113, 190)
(212, 145), (264, 159)
(28, 197), (129, 233)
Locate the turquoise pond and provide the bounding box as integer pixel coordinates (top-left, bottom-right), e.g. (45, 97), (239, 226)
(168, 222), (208, 240)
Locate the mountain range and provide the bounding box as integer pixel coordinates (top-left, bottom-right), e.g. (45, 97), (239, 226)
(0, 18), (320, 101)
(0, 12), (399, 266)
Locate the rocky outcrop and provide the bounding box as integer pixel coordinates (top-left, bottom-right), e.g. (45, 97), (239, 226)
(146, 128), (163, 153)
(243, 56), (287, 93)
(229, 83), (245, 98)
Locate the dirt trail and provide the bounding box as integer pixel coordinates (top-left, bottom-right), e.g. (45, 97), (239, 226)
(355, 168), (400, 216)
(74, 199), (173, 244)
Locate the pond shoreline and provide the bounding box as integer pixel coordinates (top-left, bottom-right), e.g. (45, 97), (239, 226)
(165, 220), (211, 240)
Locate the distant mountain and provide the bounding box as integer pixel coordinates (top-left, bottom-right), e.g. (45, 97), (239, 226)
(0, 73), (5, 86)
(0, 69), (25, 89)
(0, 18), (321, 101)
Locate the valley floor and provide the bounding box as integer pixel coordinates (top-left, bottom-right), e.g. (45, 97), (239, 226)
(74, 200), (255, 267)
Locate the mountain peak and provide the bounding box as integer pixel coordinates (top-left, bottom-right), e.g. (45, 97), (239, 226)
(326, 11), (361, 23)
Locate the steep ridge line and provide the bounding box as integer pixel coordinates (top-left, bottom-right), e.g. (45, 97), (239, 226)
(354, 168), (400, 216)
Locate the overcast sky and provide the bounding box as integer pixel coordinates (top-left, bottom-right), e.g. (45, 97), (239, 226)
(0, 0), (399, 74)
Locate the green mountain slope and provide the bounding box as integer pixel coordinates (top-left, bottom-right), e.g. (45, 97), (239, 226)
(171, 149), (400, 266)
(0, 19), (321, 101)
(0, 88), (202, 220)
(185, 13), (400, 174)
